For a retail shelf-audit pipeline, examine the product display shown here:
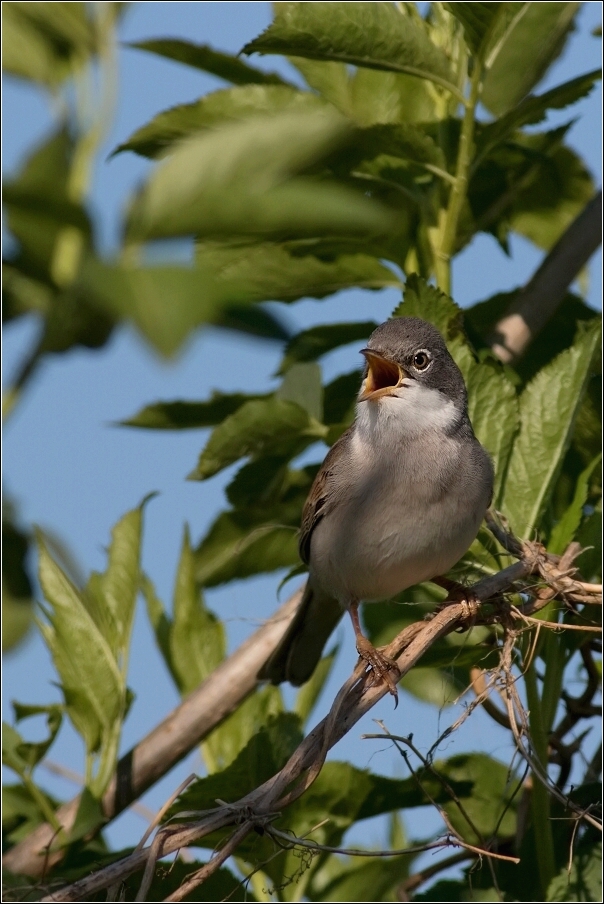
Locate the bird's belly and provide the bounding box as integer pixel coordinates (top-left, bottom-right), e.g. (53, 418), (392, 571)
(309, 480), (484, 604)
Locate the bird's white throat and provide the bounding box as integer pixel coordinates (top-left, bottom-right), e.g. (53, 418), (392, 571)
(354, 380), (459, 444)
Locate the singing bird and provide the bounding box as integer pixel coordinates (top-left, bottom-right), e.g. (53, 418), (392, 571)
(260, 317), (493, 697)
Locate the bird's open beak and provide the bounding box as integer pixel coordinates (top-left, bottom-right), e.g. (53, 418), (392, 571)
(359, 349), (405, 401)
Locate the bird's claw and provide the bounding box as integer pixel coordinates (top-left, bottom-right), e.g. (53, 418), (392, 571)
(356, 636), (400, 706)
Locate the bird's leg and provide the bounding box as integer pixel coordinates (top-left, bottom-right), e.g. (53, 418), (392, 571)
(348, 601), (400, 701)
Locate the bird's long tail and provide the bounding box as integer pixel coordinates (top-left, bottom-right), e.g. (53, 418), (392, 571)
(258, 581), (342, 686)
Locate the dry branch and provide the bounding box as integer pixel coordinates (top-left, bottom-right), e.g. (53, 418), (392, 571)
(489, 190), (602, 363)
(37, 527), (602, 904)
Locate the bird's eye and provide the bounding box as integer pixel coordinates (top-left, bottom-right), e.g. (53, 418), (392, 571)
(413, 350), (431, 370)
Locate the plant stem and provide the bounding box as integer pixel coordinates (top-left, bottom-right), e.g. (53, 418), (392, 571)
(435, 60), (482, 294)
(524, 661), (556, 895)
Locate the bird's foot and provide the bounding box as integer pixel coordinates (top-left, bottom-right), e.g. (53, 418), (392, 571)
(355, 635), (401, 704)
(432, 577), (480, 626)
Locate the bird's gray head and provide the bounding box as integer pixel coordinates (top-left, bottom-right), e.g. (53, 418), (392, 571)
(358, 318), (469, 431)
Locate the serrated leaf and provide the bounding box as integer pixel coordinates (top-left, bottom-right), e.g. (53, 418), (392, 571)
(170, 527), (225, 695)
(96, 502), (145, 657)
(37, 535), (123, 753)
(195, 239), (399, 305)
(549, 455), (602, 555)
(113, 84), (320, 159)
(125, 107), (395, 243)
(482, 2), (581, 115)
(476, 69), (601, 166)
(194, 512), (299, 587)
(503, 321), (601, 539)
(466, 360), (519, 507)
(127, 38), (288, 86)
(444, 2), (505, 58)
(393, 274), (464, 341)
(243, 2), (457, 95)
(277, 362), (323, 421)
(190, 396), (326, 481)
(279, 321), (377, 373)
(120, 392), (268, 430)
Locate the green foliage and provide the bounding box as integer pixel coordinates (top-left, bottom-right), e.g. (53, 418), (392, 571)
(2, 2), (601, 902)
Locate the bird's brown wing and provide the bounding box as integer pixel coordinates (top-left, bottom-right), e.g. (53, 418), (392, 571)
(298, 426), (354, 566)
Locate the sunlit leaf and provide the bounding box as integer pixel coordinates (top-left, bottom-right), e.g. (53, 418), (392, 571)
(128, 37), (288, 85)
(243, 2), (457, 95)
(189, 396), (326, 481)
(503, 320), (601, 538)
(126, 107), (395, 242)
(113, 84), (321, 158)
(482, 2), (581, 115)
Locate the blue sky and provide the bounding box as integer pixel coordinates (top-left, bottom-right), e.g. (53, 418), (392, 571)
(3, 0), (602, 869)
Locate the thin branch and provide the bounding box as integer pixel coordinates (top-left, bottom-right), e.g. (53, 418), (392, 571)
(489, 191), (602, 364)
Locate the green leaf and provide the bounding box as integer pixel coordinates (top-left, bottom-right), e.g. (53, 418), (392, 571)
(323, 370), (361, 426)
(189, 396), (326, 481)
(503, 320), (601, 539)
(465, 359), (519, 507)
(140, 860), (258, 903)
(439, 753), (519, 842)
(113, 84), (321, 159)
(547, 840), (602, 902)
(277, 362), (323, 421)
(202, 686), (285, 775)
(575, 508), (602, 583)
(95, 502), (145, 657)
(169, 527), (226, 695)
(11, 703), (63, 771)
(444, 2), (506, 58)
(212, 302), (290, 341)
(120, 391), (269, 430)
(194, 512), (299, 587)
(549, 455), (602, 555)
(318, 857), (409, 903)
(2, 1), (94, 88)
(195, 239), (399, 305)
(141, 575), (175, 683)
(169, 712), (303, 815)
(508, 137), (594, 252)
(393, 274), (464, 342)
(125, 107), (395, 243)
(37, 533), (124, 754)
(482, 2), (581, 115)
(79, 257), (243, 357)
(279, 321), (378, 373)
(3, 783), (58, 846)
(476, 69), (601, 166)
(68, 787), (104, 844)
(243, 2), (458, 96)
(127, 38), (288, 85)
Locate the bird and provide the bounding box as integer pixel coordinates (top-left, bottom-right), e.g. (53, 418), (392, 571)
(259, 316), (494, 699)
